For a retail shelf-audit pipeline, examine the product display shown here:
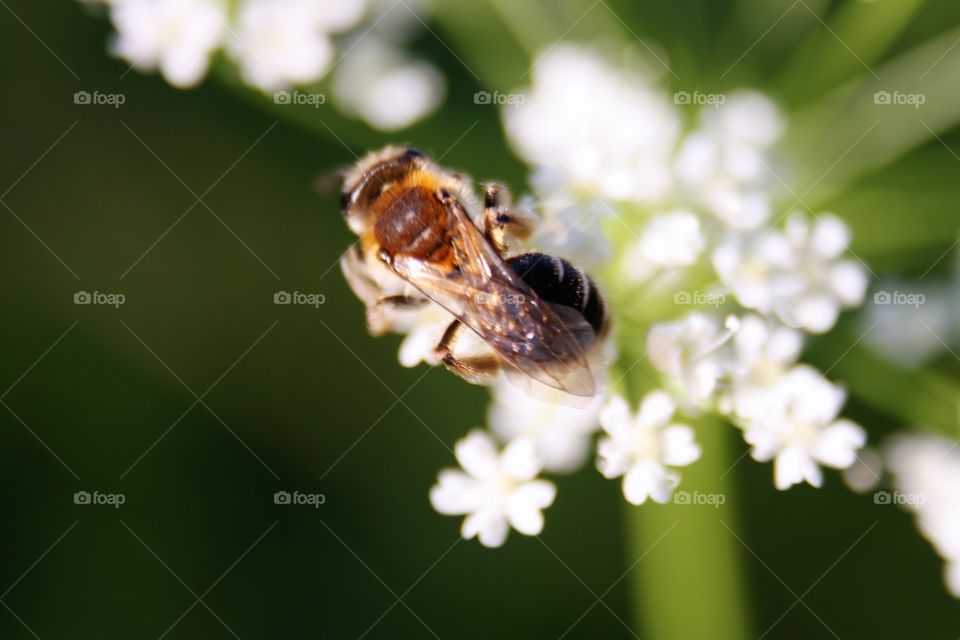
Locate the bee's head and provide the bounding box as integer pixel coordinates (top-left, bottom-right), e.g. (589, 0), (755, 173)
(340, 147), (426, 229)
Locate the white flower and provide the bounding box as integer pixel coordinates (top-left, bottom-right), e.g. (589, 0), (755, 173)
(702, 90), (784, 149)
(720, 314), (803, 418)
(730, 314), (802, 381)
(332, 36), (445, 131)
(228, 0), (366, 92)
(488, 378), (601, 473)
(741, 365), (866, 490)
(430, 431), (556, 547)
(713, 213), (869, 333)
(395, 304), (454, 368)
(597, 391), (701, 504)
(623, 210), (705, 280)
(886, 433), (960, 599)
(647, 313), (737, 404)
(109, 0), (226, 88)
(675, 91), (784, 231)
(503, 44), (679, 203)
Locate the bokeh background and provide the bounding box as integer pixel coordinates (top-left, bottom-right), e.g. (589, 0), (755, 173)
(2, 0), (960, 638)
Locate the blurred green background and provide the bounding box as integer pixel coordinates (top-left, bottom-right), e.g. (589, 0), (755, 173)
(3, 0), (960, 638)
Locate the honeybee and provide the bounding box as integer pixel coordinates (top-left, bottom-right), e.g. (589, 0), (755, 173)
(339, 146), (608, 398)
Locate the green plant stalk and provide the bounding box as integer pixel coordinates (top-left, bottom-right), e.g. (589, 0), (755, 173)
(625, 415), (753, 640)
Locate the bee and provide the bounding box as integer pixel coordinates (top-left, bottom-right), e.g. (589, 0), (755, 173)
(339, 146), (608, 398)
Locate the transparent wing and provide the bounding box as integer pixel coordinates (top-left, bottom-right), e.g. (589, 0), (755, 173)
(389, 195), (597, 397)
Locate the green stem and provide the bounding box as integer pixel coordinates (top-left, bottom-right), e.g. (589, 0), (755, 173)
(625, 415), (753, 640)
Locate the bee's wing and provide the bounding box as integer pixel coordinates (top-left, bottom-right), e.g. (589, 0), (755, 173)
(390, 196), (598, 397)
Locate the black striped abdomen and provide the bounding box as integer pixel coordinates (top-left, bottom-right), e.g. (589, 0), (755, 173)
(507, 252), (606, 335)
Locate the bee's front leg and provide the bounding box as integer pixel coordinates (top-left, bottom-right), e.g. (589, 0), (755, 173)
(376, 295), (428, 309)
(482, 182), (535, 256)
(365, 294), (429, 336)
(435, 320), (500, 386)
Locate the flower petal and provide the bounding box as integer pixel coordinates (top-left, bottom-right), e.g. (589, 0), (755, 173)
(790, 295), (839, 334)
(596, 436), (632, 479)
(505, 480), (556, 535)
(830, 261), (868, 307)
(623, 460), (672, 505)
(660, 425), (702, 467)
(774, 448), (822, 490)
(461, 508), (509, 548)
(500, 436), (541, 481)
(813, 420), (866, 469)
(599, 394), (633, 436)
(810, 214), (850, 259)
(429, 470), (483, 515)
(636, 390), (676, 429)
(398, 325), (438, 367)
(454, 430), (499, 479)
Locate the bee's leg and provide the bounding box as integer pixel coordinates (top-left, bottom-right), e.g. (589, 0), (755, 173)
(375, 295), (428, 309)
(482, 182), (536, 256)
(366, 294), (429, 336)
(435, 320), (500, 386)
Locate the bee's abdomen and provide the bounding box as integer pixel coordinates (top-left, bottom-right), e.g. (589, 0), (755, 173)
(373, 186), (451, 262)
(507, 252), (606, 335)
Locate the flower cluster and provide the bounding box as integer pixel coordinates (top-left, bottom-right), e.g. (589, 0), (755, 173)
(87, 0), (444, 130)
(418, 44), (871, 546)
(648, 313), (867, 490)
(886, 434), (960, 598)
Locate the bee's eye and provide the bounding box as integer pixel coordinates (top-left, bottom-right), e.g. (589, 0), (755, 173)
(340, 189), (352, 214)
(402, 148), (424, 160)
